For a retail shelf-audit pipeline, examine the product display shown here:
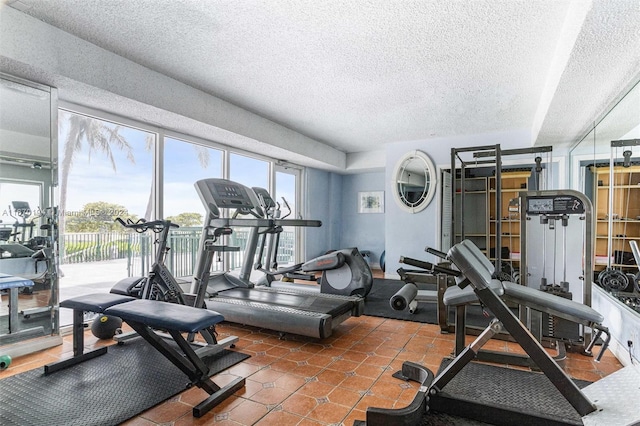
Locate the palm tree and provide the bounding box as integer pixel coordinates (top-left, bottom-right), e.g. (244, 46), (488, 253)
(58, 111), (135, 237)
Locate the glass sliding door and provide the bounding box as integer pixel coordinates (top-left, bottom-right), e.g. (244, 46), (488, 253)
(275, 166), (302, 266)
(57, 110), (155, 325)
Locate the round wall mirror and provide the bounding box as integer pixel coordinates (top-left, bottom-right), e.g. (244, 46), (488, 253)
(392, 150), (437, 213)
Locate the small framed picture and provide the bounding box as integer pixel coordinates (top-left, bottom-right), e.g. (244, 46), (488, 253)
(358, 191), (384, 214)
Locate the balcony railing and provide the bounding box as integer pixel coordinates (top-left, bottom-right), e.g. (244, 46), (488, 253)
(60, 228), (295, 278)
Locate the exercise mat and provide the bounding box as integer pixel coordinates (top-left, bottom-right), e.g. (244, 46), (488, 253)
(0, 338), (250, 426)
(364, 279), (497, 328)
(364, 279), (438, 322)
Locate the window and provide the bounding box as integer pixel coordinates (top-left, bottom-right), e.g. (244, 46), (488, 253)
(228, 153), (269, 271)
(57, 110), (155, 325)
(229, 152), (269, 189)
(54, 108), (304, 326)
(163, 137), (222, 222)
(163, 136), (223, 277)
(58, 110), (155, 226)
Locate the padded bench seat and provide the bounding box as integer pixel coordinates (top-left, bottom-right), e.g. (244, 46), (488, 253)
(59, 293), (135, 312)
(502, 282), (603, 324)
(446, 239), (610, 363)
(443, 279), (504, 306)
(443, 280), (604, 325)
(104, 299), (244, 418)
(444, 239), (604, 326)
(104, 299), (224, 333)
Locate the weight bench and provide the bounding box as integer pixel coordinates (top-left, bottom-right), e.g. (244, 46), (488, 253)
(443, 240), (610, 364)
(104, 299), (245, 417)
(358, 239), (613, 425)
(44, 293), (135, 374)
(47, 294), (245, 417)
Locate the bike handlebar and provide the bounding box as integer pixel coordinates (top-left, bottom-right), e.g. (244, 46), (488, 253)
(115, 217), (179, 233)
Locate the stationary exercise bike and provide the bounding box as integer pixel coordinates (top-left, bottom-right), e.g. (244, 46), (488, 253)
(110, 218), (222, 344)
(251, 187), (373, 297)
(110, 218), (186, 304)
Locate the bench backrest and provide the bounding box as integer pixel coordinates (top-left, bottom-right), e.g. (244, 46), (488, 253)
(448, 240), (495, 291)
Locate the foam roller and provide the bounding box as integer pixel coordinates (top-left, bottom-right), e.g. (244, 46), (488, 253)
(390, 283), (418, 311)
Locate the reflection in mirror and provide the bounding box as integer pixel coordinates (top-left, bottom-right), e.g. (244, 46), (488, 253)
(569, 77), (640, 363)
(0, 75), (60, 354)
(392, 150), (436, 213)
(571, 79), (640, 192)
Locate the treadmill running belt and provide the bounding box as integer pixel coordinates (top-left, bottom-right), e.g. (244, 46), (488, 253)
(220, 288), (354, 317)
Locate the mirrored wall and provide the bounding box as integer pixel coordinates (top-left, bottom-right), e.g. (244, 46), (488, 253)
(0, 74), (61, 354)
(569, 77), (640, 363)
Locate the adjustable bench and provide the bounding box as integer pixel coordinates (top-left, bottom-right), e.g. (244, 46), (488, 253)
(47, 294), (245, 417)
(104, 299), (245, 417)
(443, 240), (610, 364)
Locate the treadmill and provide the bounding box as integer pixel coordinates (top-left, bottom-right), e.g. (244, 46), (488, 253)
(189, 178), (364, 339)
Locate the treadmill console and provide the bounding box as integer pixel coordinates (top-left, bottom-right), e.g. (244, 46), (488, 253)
(251, 187), (277, 211)
(195, 178), (258, 217)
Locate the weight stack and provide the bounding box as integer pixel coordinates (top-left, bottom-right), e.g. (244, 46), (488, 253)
(540, 284), (580, 342)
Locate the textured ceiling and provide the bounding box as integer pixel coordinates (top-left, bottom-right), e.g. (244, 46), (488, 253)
(4, 0), (640, 155)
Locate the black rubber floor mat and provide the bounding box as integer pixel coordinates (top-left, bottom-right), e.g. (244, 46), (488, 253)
(428, 358), (590, 426)
(0, 339), (249, 426)
(422, 412), (492, 425)
(364, 279), (438, 322)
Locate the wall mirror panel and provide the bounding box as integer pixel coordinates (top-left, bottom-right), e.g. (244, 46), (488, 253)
(0, 74), (60, 353)
(392, 150), (436, 213)
(569, 78), (640, 364)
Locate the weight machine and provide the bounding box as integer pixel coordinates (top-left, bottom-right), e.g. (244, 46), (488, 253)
(519, 190), (596, 351)
(448, 144), (553, 281)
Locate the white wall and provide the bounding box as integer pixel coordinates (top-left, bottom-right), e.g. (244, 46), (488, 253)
(592, 286), (639, 365)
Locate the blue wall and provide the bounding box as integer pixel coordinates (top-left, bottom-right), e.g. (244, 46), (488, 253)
(339, 172), (386, 267)
(304, 168), (343, 259)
